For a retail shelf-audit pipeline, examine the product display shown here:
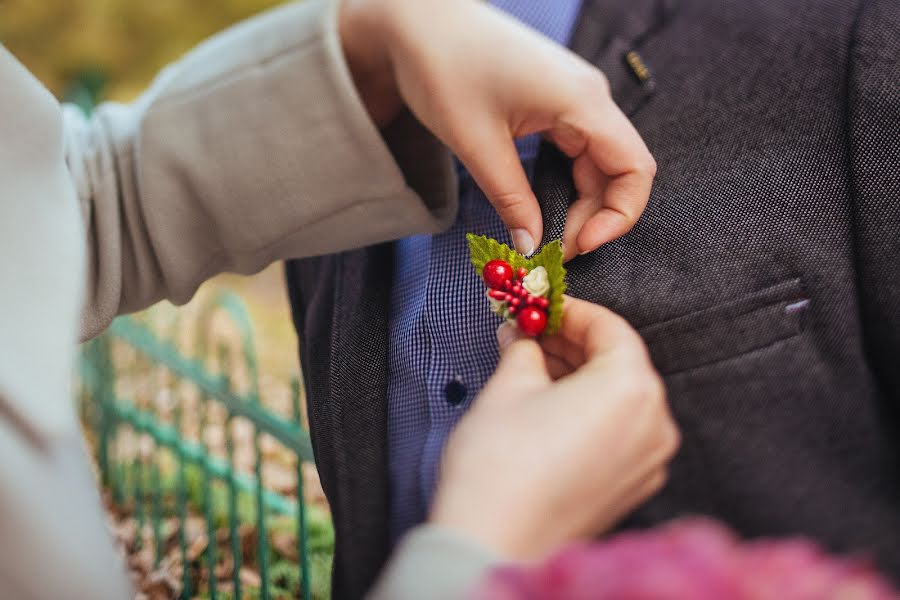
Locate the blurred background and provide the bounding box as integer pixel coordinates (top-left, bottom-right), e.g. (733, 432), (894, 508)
(2, 2), (334, 599)
(1, 0), (284, 98)
(0, 0), (298, 379)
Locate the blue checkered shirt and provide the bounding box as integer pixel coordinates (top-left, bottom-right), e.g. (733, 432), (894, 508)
(387, 0), (585, 542)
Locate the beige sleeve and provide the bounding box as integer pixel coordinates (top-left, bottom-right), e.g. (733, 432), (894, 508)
(367, 525), (501, 600)
(65, 0), (457, 340)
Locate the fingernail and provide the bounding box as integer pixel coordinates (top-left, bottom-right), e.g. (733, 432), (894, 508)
(496, 321), (521, 350)
(510, 229), (535, 257)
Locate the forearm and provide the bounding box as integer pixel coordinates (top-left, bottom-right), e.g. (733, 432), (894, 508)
(68, 0), (456, 340)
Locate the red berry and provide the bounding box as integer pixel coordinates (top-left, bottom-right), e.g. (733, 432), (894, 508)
(483, 260), (513, 290)
(508, 306), (519, 316)
(517, 267), (529, 279)
(517, 307), (548, 337)
(502, 280), (512, 291)
(535, 297), (550, 310)
(488, 290), (509, 301)
(517, 287), (529, 298)
(509, 297), (521, 307)
(525, 295), (536, 306)
(511, 284), (522, 296)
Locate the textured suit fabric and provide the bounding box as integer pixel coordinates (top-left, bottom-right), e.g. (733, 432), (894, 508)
(286, 0), (900, 597)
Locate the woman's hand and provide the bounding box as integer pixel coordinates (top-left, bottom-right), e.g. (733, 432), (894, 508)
(429, 297), (679, 560)
(339, 0), (656, 259)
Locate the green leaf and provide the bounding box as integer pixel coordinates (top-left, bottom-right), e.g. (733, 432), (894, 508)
(466, 234), (529, 274)
(467, 235), (567, 335)
(529, 240), (567, 334)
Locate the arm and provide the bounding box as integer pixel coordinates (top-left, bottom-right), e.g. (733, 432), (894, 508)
(68, 0), (456, 339)
(70, 0), (656, 338)
(848, 0), (900, 400)
(369, 298), (680, 599)
(67, 0), (656, 338)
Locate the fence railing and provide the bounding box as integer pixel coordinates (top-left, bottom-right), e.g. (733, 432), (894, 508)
(78, 292), (330, 600)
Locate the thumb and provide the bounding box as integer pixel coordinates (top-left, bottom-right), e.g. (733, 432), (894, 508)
(456, 125), (543, 257)
(482, 337), (551, 407)
(496, 321), (525, 352)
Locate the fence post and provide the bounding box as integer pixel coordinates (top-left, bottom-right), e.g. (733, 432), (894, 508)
(292, 378), (312, 600)
(81, 298), (323, 600)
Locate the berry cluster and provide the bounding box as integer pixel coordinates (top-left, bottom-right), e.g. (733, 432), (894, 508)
(482, 259), (550, 337)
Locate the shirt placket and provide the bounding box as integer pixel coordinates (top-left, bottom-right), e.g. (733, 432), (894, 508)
(417, 173), (507, 511)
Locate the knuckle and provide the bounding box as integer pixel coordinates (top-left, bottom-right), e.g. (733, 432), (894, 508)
(661, 421), (682, 459)
(614, 208), (639, 230)
(652, 468), (670, 493)
(567, 69), (612, 117)
(631, 152), (657, 179)
(578, 68), (611, 97)
(635, 377), (678, 448)
(635, 371), (666, 405)
(637, 469), (669, 503)
(621, 373), (649, 401)
(642, 153), (658, 178)
(651, 373), (668, 402)
(490, 190), (528, 214)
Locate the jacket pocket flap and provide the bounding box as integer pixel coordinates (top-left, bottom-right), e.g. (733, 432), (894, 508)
(640, 278), (808, 375)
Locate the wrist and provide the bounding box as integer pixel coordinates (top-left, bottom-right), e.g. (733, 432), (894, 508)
(429, 494), (544, 561)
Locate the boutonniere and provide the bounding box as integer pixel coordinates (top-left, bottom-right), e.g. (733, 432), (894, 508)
(467, 234), (567, 337)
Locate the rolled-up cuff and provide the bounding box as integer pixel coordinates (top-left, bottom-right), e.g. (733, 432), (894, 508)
(75, 0), (458, 337)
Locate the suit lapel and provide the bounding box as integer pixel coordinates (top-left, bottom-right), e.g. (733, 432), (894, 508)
(534, 0), (680, 241)
(571, 0), (679, 115)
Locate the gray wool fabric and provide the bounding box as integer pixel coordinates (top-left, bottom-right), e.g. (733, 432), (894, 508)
(287, 0), (900, 597)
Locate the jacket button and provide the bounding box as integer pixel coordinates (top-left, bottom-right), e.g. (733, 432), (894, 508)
(444, 378), (467, 406)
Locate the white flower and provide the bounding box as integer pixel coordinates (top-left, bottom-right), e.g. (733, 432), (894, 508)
(486, 290), (507, 316)
(522, 266), (550, 297)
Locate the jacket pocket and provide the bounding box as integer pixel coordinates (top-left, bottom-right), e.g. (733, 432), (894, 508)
(640, 278), (809, 375)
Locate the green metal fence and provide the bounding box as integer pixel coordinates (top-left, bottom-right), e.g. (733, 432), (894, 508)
(78, 292), (330, 600)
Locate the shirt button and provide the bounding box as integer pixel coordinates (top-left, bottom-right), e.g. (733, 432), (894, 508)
(444, 377), (467, 407)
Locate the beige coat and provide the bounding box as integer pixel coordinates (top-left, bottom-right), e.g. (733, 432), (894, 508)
(0, 0), (495, 597)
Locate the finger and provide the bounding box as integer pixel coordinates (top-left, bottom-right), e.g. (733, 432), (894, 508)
(456, 123), (543, 257)
(545, 354), (574, 380)
(574, 106), (656, 254)
(561, 154), (606, 262)
(592, 468), (669, 535)
(549, 296), (657, 387)
(555, 296), (641, 359)
(539, 333), (585, 371)
(482, 338), (551, 404)
(502, 321), (574, 378)
(496, 321), (524, 352)
(633, 468), (669, 504)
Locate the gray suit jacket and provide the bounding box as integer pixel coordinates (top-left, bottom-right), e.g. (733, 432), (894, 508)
(287, 0), (900, 597)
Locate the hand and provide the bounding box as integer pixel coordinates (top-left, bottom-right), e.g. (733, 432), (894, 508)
(429, 297), (679, 560)
(339, 0), (656, 259)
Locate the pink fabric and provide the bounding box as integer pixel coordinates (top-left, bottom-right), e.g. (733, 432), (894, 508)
(473, 519), (900, 600)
